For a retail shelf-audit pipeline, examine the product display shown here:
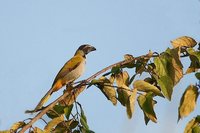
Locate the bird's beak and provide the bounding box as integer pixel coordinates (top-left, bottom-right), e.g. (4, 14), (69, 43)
(89, 46), (96, 52)
(84, 45), (96, 54)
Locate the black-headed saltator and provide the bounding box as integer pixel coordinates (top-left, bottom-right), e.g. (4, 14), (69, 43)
(34, 44), (96, 110)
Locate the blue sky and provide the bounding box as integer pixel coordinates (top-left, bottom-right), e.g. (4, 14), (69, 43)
(0, 0), (200, 133)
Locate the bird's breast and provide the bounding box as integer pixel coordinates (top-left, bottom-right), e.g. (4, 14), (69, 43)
(64, 60), (86, 83)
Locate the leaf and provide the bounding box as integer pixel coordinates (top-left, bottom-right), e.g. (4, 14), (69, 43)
(133, 80), (162, 96)
(154, 55), (173, 100)
(187, 48), (200, 61)
(80, 107), (87, 124)
(44, 115), (64, 133)
(97, 76), (117, 105)
(123, 54), (135, 68)
(126, 88), (137, 119)
(137, 93), (157, 124)
(135, 60), (147, 75)
(109, 74), (115, 84)
(111, 66), (121, 74)
(10, 121), (25, 132)
(70, 120), (79, 129)
(186, 48), (200, 74)
(52, 119), (77, 133)
(171, 36), (197, 48)
(157, 76), (174, 100)
(0, 131), (10, 133)
(80, 127), (95, 133)
(33, 127), (44, 133)
(73, 130), (80, 133)
(184, 115), (200, 133)
(60, 85), (86, 106)
(117, 87), (131, 106)
(166, 48), (183, 85)
(46, 105), (65, 119)
(178, 85), (199, 121)
(192, 126), (200, 133)
(80, 107), (90, 131)
(153, 48), (183, 100)
(64, 104), (74, 120)
(195, 72), (200, 80)
(80, 117), (89, 130)
(116, 71), (130, 87)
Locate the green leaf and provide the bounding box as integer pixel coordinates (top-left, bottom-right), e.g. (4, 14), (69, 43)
(154, 53), (174, 100)
(154, 48), (183, 100)
(46, 105), (65, 119)
(184, 115), (200, 133)
(171, 36), (197, 48)
(80, 127), (95, 133)
(117, 87), (131, 106)
(10, 121), (25, 132)
(157, 76), (174, 100)
(73, 130), (81, 133)
(44, 115), (64, 133)
(137, 93), (157, 124)
(187, 48), (200, 61)
(126, 88), (137, 119)
(186, 48), (200, 74)
(80, 117), (89, 130)
(195, 72), (200, 80)
(70, 120), (79, 129)
(80, 107), (90, 130)
(80, 107), (87, 123)
(135, 60), (146, 74)
(154, 54), (169, 76)
(64, 104), (74, 120)
(178, 85), (199, 121)
(133, 80), (162, 96)
(111, 66), (121, 74)
(192, 126), (200, 133)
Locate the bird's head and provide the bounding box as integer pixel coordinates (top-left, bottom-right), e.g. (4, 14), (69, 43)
(75, 44), (96, 56)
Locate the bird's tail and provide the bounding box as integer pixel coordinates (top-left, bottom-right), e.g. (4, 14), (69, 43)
(34, 87), (54, 111)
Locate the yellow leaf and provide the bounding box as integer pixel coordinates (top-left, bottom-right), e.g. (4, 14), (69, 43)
(178, 85), (199, 121)
(98, 76), (117, 105)
(0, 131), (10, 133)
(133, 80), (162, 96)
(126, 88), (137, 119)
(171, 36), (197, 48)
(166, 48), (183, 85)
(116, 71), (130, 87)
(59, 85), (86, 106)
(10, 121), (25, 132)
(109, 74), (115, 84)
(124, 54), (134, 60)
(184, 116), (200, 133)
(33, 127), (44, 133)
(44, 115), (64, 132)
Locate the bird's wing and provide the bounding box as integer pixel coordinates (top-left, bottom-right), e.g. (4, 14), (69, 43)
(52, 55), (84, 87)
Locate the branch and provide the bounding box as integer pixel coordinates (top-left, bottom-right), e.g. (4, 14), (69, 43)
(19, 53), (154, 133)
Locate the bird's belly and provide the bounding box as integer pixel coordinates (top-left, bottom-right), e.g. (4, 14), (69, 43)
(64, 61), (85, 83)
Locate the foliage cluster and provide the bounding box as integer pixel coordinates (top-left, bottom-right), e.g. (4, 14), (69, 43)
(0, 36), (200, 133)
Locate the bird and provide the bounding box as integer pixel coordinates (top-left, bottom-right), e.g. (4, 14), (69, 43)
(34, 44), (96, 111)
